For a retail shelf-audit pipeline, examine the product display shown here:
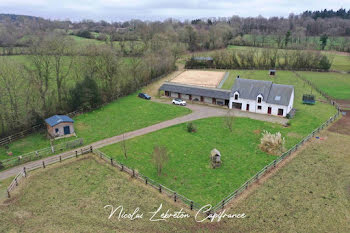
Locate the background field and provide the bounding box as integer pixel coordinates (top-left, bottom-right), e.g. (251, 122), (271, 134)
(297, 71), (350, 100)
(0, 95), (190, 160)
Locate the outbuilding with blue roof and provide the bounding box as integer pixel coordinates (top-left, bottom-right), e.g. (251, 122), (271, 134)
(45, 115), (75, 138)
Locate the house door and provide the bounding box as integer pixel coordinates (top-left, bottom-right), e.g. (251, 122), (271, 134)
(200, 96), (204, 102)
(212, 98), (216, 104)
(246, 104), (250, 111)
(268, 107), (272, 114)
(189, 95), (192, 100)
(178, 93), (181, 98)
(63, 126), (70, 135)
(278, 109), (284, 116)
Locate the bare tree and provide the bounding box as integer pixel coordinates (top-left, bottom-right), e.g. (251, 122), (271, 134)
(47, 35), (75, 110)
(224, 110), (234, 132)
(152, 145), (169, 176)
(121, 133), (127, 159)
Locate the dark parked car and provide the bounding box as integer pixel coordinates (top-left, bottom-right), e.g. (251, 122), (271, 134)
(138, 93), (151, 100)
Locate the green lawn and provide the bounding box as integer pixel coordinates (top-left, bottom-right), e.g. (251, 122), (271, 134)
(0, 95), (190, 160)
(100, 70), (336, 206)
(330, 53), (350, 72)
(297, 71), (350, 100)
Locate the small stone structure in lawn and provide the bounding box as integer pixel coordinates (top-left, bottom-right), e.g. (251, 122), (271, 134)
(210, 148), (222, 168)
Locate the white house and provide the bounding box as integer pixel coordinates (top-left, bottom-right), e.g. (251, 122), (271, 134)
(229, 78), (294, 117)
(159, 77), (294, 118)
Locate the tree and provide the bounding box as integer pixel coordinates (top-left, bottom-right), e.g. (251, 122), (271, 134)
(151, 145), (169, 176)
(224, 110), (234, 132)
(319, 55), (332, 70)
(70, 75), (101, 110)
(28, 42), (53, 116)
(320, 34), (328, 50)
(121, 133), (128, 159)
(47, 35), (75, 110)
(284, 30), (291, 47)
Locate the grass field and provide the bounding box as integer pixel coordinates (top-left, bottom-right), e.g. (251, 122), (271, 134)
(1, 131), (348, 232)
(99, 70), (336, 206)
(0, 95), (190, 160)
(297, 71), (350, 100)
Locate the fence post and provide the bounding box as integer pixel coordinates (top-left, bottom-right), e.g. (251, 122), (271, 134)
(7, 190), (10, 198)
(273, 160), (276, 168)
(42, 161), (45, 168)
(222, 200), (225, 209)
(121, 164), (124, 171)
(90, 146), (93, 153)
(59, 156), (62, 162)
(15, 177), (18, 186)
(110, 158), (113, 166)
(190, 201), (194, 210)
(23, 167), (27, 177)
(145, 177), (148, 185)
(159, 185), (162, 193)
(75, 151), (78, 158)
(132, 169), (135, 177)
(174, 192), (177, 202)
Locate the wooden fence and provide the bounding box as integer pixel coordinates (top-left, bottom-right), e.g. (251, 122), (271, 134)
(6, 146), (92, 198)
(0, 138), (84, 170)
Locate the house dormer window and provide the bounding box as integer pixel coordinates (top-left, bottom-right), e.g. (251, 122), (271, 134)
(257, 94), (263, 103)
(233, 91), (239, 100)
(257, 97), (262, 103)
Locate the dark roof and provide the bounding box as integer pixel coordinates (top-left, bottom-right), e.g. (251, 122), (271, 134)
(231, 78), (294, 106)
(159, 82), (231, 100)
(193, 57), (213, 61)
(231, 78), (273, 99)
(45, 115), (74, 127)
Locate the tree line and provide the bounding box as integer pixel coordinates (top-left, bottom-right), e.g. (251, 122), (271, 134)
(0, 33), (176, 137)
(1, 9), (350, 53)
(185, 48), (332, 70)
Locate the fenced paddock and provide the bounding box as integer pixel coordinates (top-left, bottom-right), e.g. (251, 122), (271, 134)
(93, 149), (201, 211)
(5, 146), (92, 198)
(0, 138), (84, 170)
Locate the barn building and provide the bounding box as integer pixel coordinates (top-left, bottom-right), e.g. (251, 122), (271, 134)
(159, 77), (294, 117)
(45, 115), (75, 138)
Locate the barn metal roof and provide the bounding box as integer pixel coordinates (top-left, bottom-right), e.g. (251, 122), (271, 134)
(45, 115), (74, 127)
(159, 82), (231, 100)
(231, 78), (294, 106)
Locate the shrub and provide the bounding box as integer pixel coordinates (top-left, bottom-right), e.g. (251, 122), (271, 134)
(76, 30), (93, 39)
(319, 55), (332, 70)
(187, 122), (197, 133)
(259, 130), (286, 155)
